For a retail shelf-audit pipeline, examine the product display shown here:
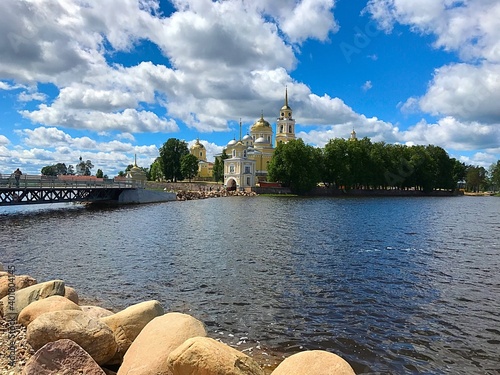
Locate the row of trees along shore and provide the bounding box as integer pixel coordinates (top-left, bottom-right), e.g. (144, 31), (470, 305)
(268, 138), (500, 195)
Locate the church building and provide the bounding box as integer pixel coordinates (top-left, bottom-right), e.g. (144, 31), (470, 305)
(190, 138), (213, 179)
(223, 88), (296, 190)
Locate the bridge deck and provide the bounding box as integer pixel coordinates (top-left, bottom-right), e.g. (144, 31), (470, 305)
(0, 175), (143, 206)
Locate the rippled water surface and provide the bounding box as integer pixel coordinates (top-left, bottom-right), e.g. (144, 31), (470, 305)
(1, 196), (500, 374)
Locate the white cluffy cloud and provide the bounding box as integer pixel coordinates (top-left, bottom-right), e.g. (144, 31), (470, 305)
(364, 0), (500, 163)
(365, 0), (500, 62)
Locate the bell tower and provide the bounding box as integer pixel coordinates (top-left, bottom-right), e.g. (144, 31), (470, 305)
(275, 87), (296, 146)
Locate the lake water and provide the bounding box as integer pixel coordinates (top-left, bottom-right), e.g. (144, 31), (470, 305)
(1, 196), (499, 374)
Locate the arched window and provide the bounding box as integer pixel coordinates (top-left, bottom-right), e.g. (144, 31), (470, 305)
(243, 150), (247, 158)
(289, 125), (292, 133)
(232, 150), (236, 157)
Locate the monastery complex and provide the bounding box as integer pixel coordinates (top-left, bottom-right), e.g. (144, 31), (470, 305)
(190, 89), (357, 190)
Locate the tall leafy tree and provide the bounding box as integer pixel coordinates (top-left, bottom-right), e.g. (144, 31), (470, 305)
(268, 139), (320, 194)
(466, 165), (487, 192)
(323, 138), (350, 189)
(489, 160), (500, 192)
(76, 157), (94, 176)
(149, 157), (164, 181)
(41, 163), (68, 176)
(213, 149), (229, 183)
(159, 138), (189, 182)
(96, 169), (104, 178)
(180, 154), (199, 182)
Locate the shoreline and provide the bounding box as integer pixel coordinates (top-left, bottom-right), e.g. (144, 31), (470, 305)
(0, 274), (296, 375)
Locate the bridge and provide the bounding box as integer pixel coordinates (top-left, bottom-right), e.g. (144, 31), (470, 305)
(0, 174), (144, 206)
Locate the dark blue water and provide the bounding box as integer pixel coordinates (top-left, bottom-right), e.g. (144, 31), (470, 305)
(1, 196), (499, 374)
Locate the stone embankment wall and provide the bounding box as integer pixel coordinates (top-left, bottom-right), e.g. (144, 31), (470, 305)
(176, 189), (257, 200)
(118, 189), (176, 204)
(0, 263), (356, 375)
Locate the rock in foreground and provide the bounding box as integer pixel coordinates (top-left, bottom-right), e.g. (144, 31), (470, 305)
(117, 312), (207, 375)
(0, 279), (65, 318)
(17, 295), (81, 327)
(167, 336), (265, 375)
(100, 299), (164, 364)
(26, 310), (117, 365)
(22, 338), (106, 375)
(271, 350), (355, 375)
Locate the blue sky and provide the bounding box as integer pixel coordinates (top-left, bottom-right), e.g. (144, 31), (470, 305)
(0, 0), (499, 176)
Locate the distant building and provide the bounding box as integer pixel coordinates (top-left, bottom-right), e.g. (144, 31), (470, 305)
(126, 154), (147, 185)
(190, 138), (214, 179)
(349, 129), (358, 141)
(223, 88), (296, 190)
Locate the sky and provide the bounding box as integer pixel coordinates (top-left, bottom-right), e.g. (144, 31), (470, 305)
(0, 0), (499, 177)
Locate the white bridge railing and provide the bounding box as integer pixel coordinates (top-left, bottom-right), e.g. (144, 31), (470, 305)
(0, 174), (145, 189)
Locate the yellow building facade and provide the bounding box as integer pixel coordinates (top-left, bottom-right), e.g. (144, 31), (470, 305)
(224, 89), (296, 189)
(190, 139), (213, 179)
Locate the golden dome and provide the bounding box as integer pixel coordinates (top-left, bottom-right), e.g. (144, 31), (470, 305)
(251, 114), (271, 130)
(191, 139), (205, 150)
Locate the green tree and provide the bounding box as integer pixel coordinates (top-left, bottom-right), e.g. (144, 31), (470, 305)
(76, 157), (94, 176)
(489, 160), (500, 192)
(180, 154), (199, 182)
(323, 138), (349, 189)
(159, 138), (189, 182)
(41, 165), (57, 176)
(213, 149), (229, 183)
(466, 165), (487, 192)
(452, 159), (467, 188)
(41, 163), (68, 176)
(149, 157), (164, 181)
(96, 169), (104, 178)
(268, 139), (320, 195)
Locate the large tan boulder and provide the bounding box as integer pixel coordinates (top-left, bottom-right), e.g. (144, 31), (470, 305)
(26, 310), (117, 365)
(117, 312), (207, 375)
(22, 338), (106, 375)
(271, 350), (355, 375)
(101, 300), (164, 364)
(0, 279), (65, 318)
(167, 336), (265, 375)
(82, 305), (114, 319)
(18, 295), (81, 327)
(0, 274), (37, 299)
(64, 286), (79, 304)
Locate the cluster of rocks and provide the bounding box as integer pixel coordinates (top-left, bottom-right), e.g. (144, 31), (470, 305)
(176, 189), (258, 201)
(0, 265), (356, 375)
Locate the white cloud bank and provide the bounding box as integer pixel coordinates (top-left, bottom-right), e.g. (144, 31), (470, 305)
(0, 0), (498, 173)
